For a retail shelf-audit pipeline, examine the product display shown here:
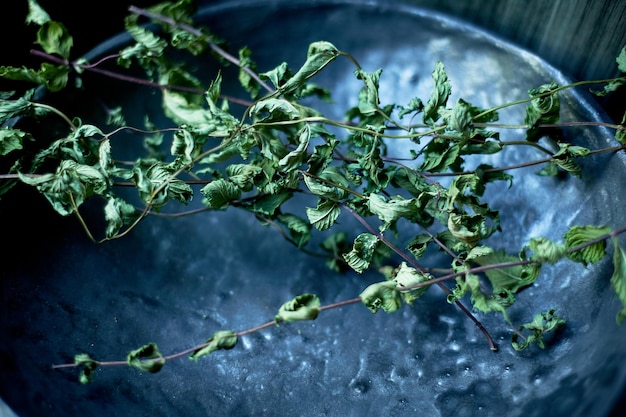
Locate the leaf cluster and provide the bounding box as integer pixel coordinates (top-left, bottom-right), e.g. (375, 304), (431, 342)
(3, 0), (626, 383)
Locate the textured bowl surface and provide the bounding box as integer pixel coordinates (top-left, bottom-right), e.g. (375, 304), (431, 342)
(2, 1), (626, 416)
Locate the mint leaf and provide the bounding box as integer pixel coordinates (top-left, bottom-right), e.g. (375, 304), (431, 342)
(0, 94), (40, 125)
(354, 68), (382, 115)
(471, 247), (540, 293)
(276, 213), (312, 248)
(359, 281), (402, 313)
(200, 178), (241, 209)
(160, 70), (216, 134)
(447, 272), (511, 321)
(423, 61), (451, 126)
(610, 238), (626, 324)
(0, 63), (69, 92)
(279, 41), (339, 95)
(367, 193), (417, 231)
(389, 262), (433, 305)
(550, 143), (591, 178)
(447, 211), (486, 247)
(618, 45), (626, 73)
(249, 97), (301, 122)
(398, 97), (424, 118)
(303, 168), (349, 200)
(226, 164), (262, 191)
(238, 46), (260, 98)
(439, 98), (473, 138)
(74, 353), (99, 384)
(133, 163), (193, 209)
(303, 173), (341, 199)
(306, 135), (338, 174)
(563, 225), (611, 266)
(278, 124), (311, 172)
(306, 200), (341, 231)
(342, 233), (379, 273)
(127, 343), (165, 374)
(104, 196), (139, 238)
(247, 192), (292, 216)
(406, 233), (432, 260)
(591, 46), (626, 96)
(120, 23), (168, 65)
(27, 0), (73, 61)
(275, 294), (320, 324)
(536, 161), (559, 177)
(419, 140), (462, 172)
(171, 129), (197, 165)
(189, 330), (238, 362)
(19, 160), (108, 216)
(320, 232), (350, 272)
(511, 309), (565, 351)
(591, 78), (626, 97)
(524, 82), (560, 142)
(0, 128), (27, 156)
(36, 21), (73, 60)
(523, 237), (566, 264)
(26, 0), (51, 25)
(261, 62), (292, 90)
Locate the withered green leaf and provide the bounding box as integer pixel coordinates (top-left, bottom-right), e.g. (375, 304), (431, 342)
(127, 343), (165, 374)
(190, 330), (238, 362)
(275, 293), (320, 324)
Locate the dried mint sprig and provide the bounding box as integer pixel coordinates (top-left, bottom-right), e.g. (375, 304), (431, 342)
(2, 0), (626, 384)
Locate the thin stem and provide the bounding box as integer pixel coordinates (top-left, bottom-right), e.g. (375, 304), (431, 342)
(127, 5), (275, 94)
(31, 48), (195, 93)
(475, 121), (626, 131)
(319, 298), (362, 311)
(426, 144), (626, 177)
(29, 49), (68, 66)
(81, 65), (201, 93)
(31, 102), (77, 132)
(51, 298), (361, 371)
(68, 193), (97, 243)
(473, 76), (626, 120)
(237, 321), (278, 337)
(300, 170), (365, 199)
(79, 53), (121, 69)
(501, 140), (555, 155)
(244, 116), (431, 139)
(31, 49), (252, 107)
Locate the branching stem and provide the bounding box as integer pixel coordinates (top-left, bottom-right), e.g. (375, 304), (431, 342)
(7, 1), (626, 384)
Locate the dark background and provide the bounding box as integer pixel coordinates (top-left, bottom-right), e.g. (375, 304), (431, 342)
(1, 1), (625, 416)
(1, 0), (162, 92)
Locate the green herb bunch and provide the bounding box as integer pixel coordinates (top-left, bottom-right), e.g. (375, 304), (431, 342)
(2, 0), (626, 383)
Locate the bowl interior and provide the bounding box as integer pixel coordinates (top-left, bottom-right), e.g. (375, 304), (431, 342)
(2, 1), (626, 416)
